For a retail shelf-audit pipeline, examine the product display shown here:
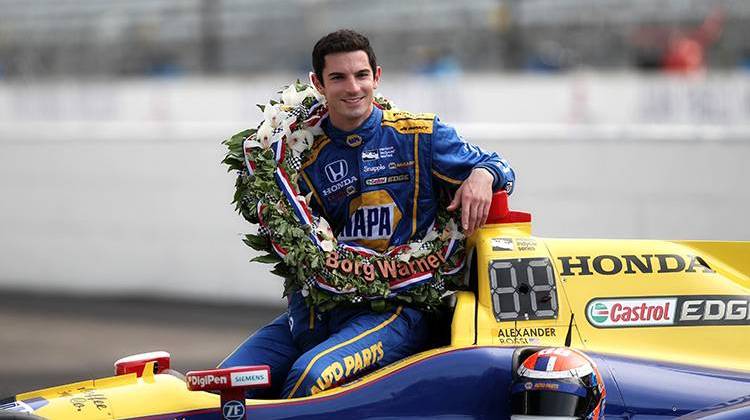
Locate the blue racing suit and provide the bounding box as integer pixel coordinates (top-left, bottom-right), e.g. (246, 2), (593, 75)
(220, 106), (515, 398)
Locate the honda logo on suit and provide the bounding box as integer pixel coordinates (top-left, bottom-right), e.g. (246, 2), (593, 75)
(325, 160), (349, 182)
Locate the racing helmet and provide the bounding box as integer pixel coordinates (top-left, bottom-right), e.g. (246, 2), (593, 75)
(510, 347), (606, 420)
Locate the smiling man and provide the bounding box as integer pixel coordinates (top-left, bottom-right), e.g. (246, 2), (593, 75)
(220, 29), (516, 399)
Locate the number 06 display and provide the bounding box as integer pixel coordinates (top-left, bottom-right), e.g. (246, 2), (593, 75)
(489, 257), (559, 322)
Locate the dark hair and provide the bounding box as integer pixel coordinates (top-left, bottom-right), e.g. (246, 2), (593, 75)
(312, 29), (377, 85)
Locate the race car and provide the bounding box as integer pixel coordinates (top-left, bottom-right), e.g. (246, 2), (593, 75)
(2, 192), (749, 419)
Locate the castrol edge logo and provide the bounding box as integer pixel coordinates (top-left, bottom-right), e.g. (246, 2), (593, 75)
(587, 297), (676, 327)
(586, 295), (750, 328)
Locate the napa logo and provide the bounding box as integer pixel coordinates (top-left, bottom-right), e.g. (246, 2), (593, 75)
(340, 205), (397, 240)
(346, 134), (363, 147)
(338, 190), (402, 251)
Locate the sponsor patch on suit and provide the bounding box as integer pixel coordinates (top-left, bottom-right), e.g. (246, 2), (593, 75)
(365, 173), (410, 186)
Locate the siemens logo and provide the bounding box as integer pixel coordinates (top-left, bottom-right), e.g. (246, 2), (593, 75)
(231, 371), (269, 387)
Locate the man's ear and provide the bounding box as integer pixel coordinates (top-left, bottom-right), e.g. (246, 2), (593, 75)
(310, 71), (324, 93)
(373, 66), (382, 90)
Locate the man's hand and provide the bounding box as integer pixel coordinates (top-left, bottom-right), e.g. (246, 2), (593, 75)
(446, 168), (494, 236)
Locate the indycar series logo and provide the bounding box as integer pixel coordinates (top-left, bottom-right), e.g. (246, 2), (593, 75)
(362, 149), (379, 161)
(586, 296), (750, 328)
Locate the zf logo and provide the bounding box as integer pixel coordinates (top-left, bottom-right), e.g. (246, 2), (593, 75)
(222, 400), (245, 420)
(325, 160), (349, 182)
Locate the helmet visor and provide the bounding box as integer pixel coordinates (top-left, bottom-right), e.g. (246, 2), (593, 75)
(512, 390), (588, 417)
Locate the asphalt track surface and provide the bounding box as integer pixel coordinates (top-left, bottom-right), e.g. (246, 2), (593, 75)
(0, 290), (283, 398)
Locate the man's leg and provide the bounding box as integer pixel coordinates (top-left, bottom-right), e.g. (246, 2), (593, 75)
(218, 313), (299, 399)
(280, 305), (429, 398)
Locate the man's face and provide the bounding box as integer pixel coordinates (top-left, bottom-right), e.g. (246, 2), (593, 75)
(312, 50), (381, 132)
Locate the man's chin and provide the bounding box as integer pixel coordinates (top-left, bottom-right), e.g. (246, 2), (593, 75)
(336, 109), (366, 122)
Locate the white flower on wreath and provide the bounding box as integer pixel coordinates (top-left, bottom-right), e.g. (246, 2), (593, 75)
(422, 228), (439, 243)
(288, 129), (315, 156)
(407, 241), (431, 258)
(398, 227), (441, 262)
(279, 115), (296, 139)
(281, 85), (309, 107)
(320, 239), (335, 253)
(313, 217), (335, 252)
(441, 218), (465, 241)
(302, 85), (324, 103)
(256, 122), (273, 149)
(243, 136), (262, 149)
(263, 103), (287, 129)
(314, 217), (335, 241)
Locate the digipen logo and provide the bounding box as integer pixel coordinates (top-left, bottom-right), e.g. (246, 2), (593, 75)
(188, 374), (228, 387)
(222, 400), (245, 420)
(325, 160), (348, 183)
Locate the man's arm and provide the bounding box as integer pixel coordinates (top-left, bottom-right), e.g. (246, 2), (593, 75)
(446, 167), (494, 235)
(431, 118), (515, 235)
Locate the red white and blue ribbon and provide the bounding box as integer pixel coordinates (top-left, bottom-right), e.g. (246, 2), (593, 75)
(243, 138), (257, 176)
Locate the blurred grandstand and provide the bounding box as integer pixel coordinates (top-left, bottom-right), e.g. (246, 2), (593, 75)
(0, 0), (749, 78)
(0, 0), (748, 304)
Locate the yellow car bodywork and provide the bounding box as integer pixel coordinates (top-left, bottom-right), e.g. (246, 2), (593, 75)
(12, 218), (750, 418)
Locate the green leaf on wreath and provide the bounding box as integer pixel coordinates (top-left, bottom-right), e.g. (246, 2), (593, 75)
(271, 262), (292, 278)
(250, 254), (282, 264)
(242, 234), (269, 251)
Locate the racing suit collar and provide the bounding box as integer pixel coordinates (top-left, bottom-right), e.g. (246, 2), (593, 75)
(323, 105), (382, 148)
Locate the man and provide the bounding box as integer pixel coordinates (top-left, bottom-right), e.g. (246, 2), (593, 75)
(220, 29), (515, 399)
